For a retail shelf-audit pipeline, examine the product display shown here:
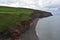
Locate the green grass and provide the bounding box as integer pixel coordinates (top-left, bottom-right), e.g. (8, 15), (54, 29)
(0, 6), (33, 32)
(0, 6), (33, 15)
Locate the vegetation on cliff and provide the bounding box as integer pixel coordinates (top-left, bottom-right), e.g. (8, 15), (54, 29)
(0, 6), (33, 39)
(0, 6), (52, 40)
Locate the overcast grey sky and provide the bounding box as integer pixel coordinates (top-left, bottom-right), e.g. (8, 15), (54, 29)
(0, 0), (60, 15)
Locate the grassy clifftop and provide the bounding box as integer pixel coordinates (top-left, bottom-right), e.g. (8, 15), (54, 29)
(0, 6), (33, 15)
(0, 6), (52, 39)
(0, 6), (33, 32)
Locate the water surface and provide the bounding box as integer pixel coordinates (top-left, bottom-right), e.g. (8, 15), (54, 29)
(36, 16), (60, 40)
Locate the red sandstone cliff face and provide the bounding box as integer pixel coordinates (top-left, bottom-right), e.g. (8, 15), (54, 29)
(9, 10), (52, 40)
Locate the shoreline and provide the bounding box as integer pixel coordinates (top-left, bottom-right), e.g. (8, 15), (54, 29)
(20, 18), (39, 40)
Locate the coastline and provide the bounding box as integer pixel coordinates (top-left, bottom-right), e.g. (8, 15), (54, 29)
(20, 18), (39, 40)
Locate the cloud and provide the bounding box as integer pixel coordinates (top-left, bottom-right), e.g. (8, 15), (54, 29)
(0, 0), (18, 7)
(0, 0), (59, 8)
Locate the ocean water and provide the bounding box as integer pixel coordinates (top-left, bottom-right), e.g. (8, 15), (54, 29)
(36, 16), (60, 40)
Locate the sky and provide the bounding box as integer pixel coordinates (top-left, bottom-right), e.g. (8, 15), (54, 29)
(0, 0), (60, 15)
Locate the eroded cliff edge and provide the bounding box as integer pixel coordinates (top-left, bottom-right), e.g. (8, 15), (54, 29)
(10, 10), (52, 40)
(0, 6), (52, 40)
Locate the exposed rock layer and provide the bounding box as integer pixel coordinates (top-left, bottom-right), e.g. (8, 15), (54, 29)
(10, 10), (52, 40)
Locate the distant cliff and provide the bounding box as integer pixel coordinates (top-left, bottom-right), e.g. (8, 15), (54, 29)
(27, 10), (52, 27)
(31, 10), (52, 18)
